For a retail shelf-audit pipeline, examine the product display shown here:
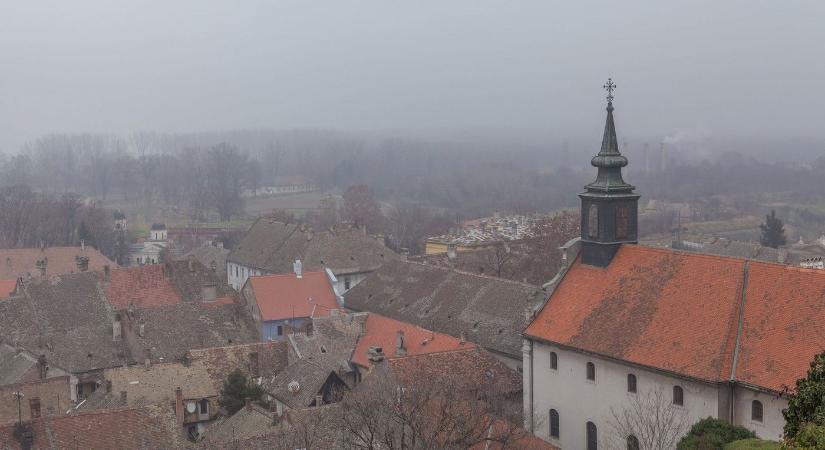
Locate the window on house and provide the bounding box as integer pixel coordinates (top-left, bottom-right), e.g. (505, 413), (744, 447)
(586, 362), (595, 381)
(673, 385), (684, 406)
(586, 421), (597, 450)
(344, 277), (351, 290)
(627, 434), (640, 450)
(29, 398), (41, 419)
(627, 373), (637, 393)
(550, 352), (558, 370)
(235, 266), (238, 277)
(276, 325), (283, 336)
(549, 409), (560, 439)
(752, 400), (763, 422)
(199, 399), (209, 415)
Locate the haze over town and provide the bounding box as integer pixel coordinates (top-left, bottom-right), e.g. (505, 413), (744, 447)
(1, 2), (825, 449)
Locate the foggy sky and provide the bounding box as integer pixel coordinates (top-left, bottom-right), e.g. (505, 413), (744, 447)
(1, 1), (823, 152)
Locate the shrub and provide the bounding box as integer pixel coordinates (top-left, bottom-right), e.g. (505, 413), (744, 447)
(723, 438), (780, 450)
(677, 417), (756, 450)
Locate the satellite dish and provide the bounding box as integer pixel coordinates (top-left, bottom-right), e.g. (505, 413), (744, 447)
(186, 401), (197, 413)
(287, 380), (300, 393)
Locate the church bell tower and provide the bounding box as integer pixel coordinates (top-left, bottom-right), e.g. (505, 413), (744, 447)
(579, 78), (640, 267)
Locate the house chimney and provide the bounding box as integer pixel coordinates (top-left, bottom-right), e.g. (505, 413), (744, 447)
(315, 394), (324, 406)
(395, 330), (406, 356)
(120, 391), (128, 404)
(138, 322), (145, 338)
(80, 239), (85, 252)
(245, 397), (252, 410)
(37, 355), (47, 379)
(75, 255), (90, 272)
(36, 258), (47, 277)
(174, 387), (184, 427)
(187, 255), (195, 272)
(143, 348), (151, 369)
(249, 351), (260, 377)
(293, 260), (302, 279)
(447, 244), (457, 260)
(112, 315), (122, 342)
(103, 265), (111, 282)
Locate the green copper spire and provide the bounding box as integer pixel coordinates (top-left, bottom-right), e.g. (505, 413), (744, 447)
(585, 78), (633, 192)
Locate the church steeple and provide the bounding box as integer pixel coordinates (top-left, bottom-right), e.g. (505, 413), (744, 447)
(579, 78), (640, 267)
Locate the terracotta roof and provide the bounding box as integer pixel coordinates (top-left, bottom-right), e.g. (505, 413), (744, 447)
(247, 271), (339, 322)
(736, 262), (825, 392)
(104, 264), (181, 310)
(0, 246), (115, 280)
(525, 245), (744, 383)
(228, 219), (396, 275)
(351, 313), (474, 368)
(345, 259), (546, 358)
(387, 348), (522, 396)
(527, 244), (825, 393)
(0, 405), (185, 449)
(188, 341), (289, 387)
(0, 280), (16, 298)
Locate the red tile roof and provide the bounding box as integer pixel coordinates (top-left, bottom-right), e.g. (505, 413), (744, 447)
(352, 313), (474, 367)
(247, 271), (339, 322)
(0, 279), (16, 298)
(0, 406), (184, 449)
(104, 265), (181, 310)
(0, 246), (114, 279)
(736, 262), (825, 392)
(526, 244), (825, 393)
(526, 245), (744, 383)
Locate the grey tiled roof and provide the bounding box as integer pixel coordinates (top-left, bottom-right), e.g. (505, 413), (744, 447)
(0, 272), (129, 374)
(344, 260), (546, 358)
(228, 219), (396, 274)
(287, 312), (366, 367)
(127, 302), (260, 364)
(263, 355), (345, 409)
(181, 244), (230, 278)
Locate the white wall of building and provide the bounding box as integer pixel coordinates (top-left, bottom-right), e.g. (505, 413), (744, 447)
(227, 262), (262, 290)
(732, 385), (787, 441)
(526, 340), (721, 450)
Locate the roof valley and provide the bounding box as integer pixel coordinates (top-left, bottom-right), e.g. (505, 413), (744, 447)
(728, 261), (750, 382)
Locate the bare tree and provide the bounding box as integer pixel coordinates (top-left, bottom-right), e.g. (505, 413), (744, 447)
(606, 388), (689, 450)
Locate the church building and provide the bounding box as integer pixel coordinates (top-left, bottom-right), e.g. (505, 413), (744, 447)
(523, 80), (823, 449)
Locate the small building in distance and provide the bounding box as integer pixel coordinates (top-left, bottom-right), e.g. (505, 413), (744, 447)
(424, 213), (539, 255)
(242, 262), (341, 341)
(129, 223), (169, 266)
(242, 175), (316, 197)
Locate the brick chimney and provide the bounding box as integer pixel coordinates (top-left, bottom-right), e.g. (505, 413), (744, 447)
(174, 387), (184, 428)
(112, 314), (122, 342)
(75, 255), (89, 272)
(103, 265), (111, 282)
(36, 258), (47, 277)
(245, 397), (252, 410)
(37, 354), (47, 379)
(395, 330), (406, 357)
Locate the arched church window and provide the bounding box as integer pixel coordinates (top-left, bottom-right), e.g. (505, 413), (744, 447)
(588, 204), (599, 238)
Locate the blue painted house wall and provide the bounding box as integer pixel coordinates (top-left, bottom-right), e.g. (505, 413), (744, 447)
(262, 317), (309, 341)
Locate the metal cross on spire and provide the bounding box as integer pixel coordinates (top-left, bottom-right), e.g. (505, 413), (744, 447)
(603, 78), (616, 103)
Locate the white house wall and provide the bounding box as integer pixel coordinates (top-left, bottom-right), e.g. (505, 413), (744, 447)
(527, 340), (720, 450)
(732, 385), (787, 441)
